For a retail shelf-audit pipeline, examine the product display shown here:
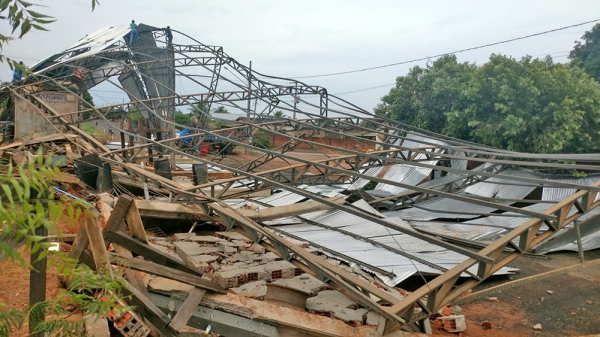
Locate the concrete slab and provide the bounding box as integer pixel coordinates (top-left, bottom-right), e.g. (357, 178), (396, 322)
(272, 273), (327, 295)
(332, 308), (367, 324)
(188, 235), (225, 243)
(306, 290), (358, 312)
(189, 255), (219, 264)
(148, 277), (194, 295)
(216, 231), (251, 242)
(231, 280), (267, 299)
(216, 242), (238, 255)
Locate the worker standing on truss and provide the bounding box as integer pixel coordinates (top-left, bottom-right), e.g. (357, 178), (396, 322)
(129, 20), (142, 45)
(164, 26), (173, 48)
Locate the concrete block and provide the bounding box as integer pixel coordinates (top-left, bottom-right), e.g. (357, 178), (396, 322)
(436, 315), (466, 332)
(272, 273), (327, 295)
(251, 244), (266, 254)
(263, 260), (297, 281)
(172, 233), (197, 241)
(232, 239), (252, 249)
(189, 255), (219, 264)
(188, 235), (225, 244)
(216, 241), (237, 255)
(216, 231), (251, 242)
(213, 265), (267, 289)
(231, 280), (267, 299)
(84, 314), (110, 337)
(233, 251), (259, 262)
(255, 252), (281, 263)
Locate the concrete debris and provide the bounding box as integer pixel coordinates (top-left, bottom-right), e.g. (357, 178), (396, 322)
(547, 290), (554, 294)
(533, 323), (542, 330)
(488, 297), (499, 302)
(84, 314), (110, 337)
(272, 273), (328, 295)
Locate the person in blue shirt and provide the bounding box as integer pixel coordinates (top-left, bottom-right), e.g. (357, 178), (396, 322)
(129, 20), (142, 45)
(12, 61), (23, 82)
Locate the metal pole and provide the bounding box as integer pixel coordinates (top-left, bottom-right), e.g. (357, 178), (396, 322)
(575, 220), (585, 265)
(293, 82), (298, 121)
(245, 61), (252, 154)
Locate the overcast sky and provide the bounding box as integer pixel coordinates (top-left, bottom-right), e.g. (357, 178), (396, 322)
(1, 0), (599, 111)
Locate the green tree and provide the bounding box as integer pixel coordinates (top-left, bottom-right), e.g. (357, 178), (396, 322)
(212, 106), (229, 114)
(374, 55), (475, 134)
(274, 110), (286, 117)
(190, 102), (208, 116)
(174, 109), (191, 126)
(378, 54), (600, 154)
(446, 55), (600, 153)
(569, 23), (600, 82)
(81, 91), (94, 120)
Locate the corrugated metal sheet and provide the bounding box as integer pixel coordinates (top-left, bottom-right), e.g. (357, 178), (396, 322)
(464, 170), (537, 199)
(347, 167), (384, 191)
(542, 176), (600, 201)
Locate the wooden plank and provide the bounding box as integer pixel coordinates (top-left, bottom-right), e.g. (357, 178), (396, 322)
(168, 288), (206, 332)
(68, 221), (89, 261)
(104, 230), (203, 277)
(108, 253), (223, 293)
(105, 196), (133, 232)
(84, 210), (113, 278)
(124, 201), (149, 244)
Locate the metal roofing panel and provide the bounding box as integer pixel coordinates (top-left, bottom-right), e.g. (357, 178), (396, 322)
(347, 166), (384, 191)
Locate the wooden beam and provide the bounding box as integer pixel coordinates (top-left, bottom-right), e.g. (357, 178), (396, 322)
(168, 288), (206, 332)
(108, 253), (223, 293)
(68, 222), (89, 261)
(124, 201), (149, 244)
(135, 199), (210, 220)
(84, 210), (113, 278)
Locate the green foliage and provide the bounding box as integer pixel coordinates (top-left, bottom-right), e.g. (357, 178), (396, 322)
(377, 54), (600, 154)
(175, 109), (191, 126)
(212, 106), (229, 114)
(0, 152), (126, 336)
(274, 110), (286, 118)
(214, 120), (228, 129)
(0, 0), (98, 69)
(375, 55), (475, 134)
(190, 102), (208, 116)
(81, 91), (94, 120)
(252, 132), (270, 148)
(570, 23), (600, 82)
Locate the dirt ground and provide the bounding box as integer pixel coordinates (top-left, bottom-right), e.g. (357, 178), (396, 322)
(431, 250), (600, 337)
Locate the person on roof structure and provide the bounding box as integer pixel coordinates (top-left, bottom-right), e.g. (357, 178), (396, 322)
(12, 61), (24, 82)
(164, 26), (173, 48)
(129, 20), (142, 45)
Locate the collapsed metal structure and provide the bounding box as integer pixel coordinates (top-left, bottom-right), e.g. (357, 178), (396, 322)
(2, 24), (600, 335)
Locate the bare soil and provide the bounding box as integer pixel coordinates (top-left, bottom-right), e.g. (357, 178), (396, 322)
(431, 250), (600, 337)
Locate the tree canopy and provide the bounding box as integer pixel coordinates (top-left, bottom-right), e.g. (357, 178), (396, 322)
(570, 23), (600, 82)
(375, 54), (600, 154)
